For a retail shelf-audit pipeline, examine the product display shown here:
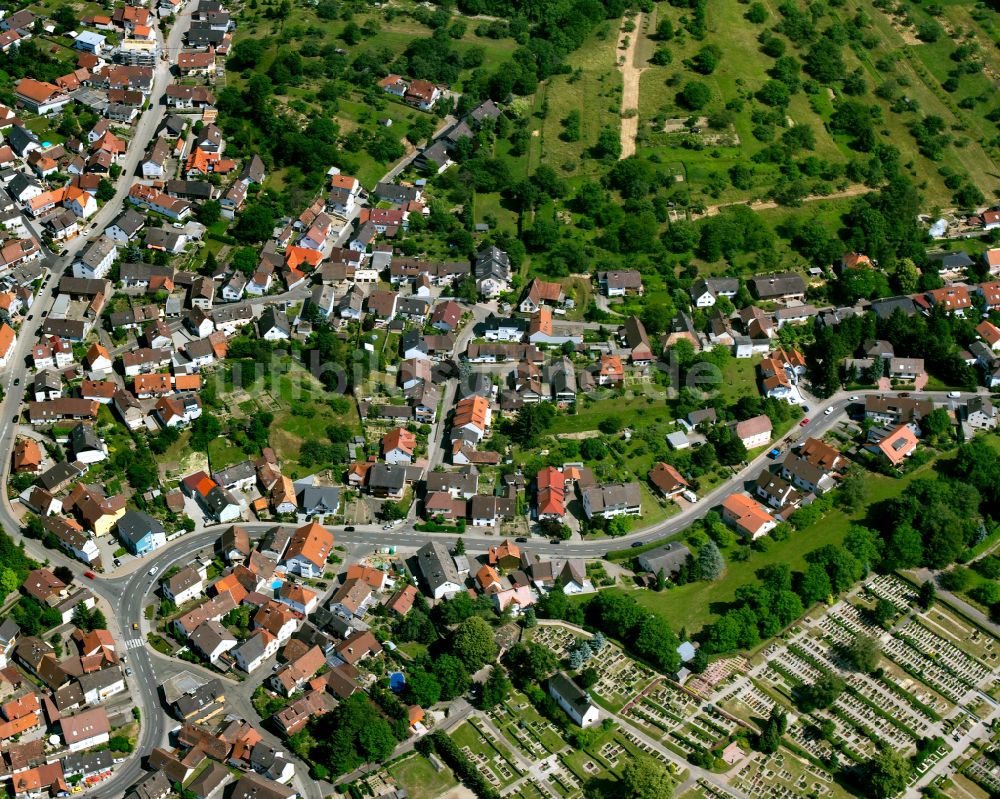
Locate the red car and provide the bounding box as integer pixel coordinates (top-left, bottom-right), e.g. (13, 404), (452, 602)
(84, 571), (96, 579)
(799, 418), (810, 427)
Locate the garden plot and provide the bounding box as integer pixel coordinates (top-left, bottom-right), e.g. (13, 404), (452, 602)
(731, 750), (849, 799)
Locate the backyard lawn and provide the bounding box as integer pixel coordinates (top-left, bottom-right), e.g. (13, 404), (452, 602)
(618, 455), (942, 635)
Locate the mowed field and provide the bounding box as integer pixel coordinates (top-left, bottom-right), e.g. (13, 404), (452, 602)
(630, 0), (1000, 207)
(527, 22), (622, 182)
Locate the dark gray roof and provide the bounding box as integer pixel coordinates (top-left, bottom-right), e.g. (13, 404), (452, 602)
(368, 462), (407, 491)
(416, 540), (461, 594)
(296, 485), (340, 513)
(116, 510), (165, 546)
(750, 272), (805, 299)
(870, 296), (917, 319)
(549, 672), (592, 712)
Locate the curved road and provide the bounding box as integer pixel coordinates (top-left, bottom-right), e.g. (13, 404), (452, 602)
(0, 46), (984, 793)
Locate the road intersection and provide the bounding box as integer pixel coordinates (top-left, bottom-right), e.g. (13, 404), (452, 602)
(0, 11), (987, 790)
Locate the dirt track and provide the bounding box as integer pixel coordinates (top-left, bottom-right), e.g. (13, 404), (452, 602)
(695, 183), (871, 217)
(617, 13), (645, 159)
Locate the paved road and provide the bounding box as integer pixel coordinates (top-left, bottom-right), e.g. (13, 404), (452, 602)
(0, 4), (204, 796)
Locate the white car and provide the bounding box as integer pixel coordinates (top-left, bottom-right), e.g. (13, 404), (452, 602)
(948, 391), (961, 399)
(824, 406), (834, 415)
(849, 395), (859, 401)
(148, 566), (158, 576)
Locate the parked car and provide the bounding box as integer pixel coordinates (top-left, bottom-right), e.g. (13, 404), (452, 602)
(84, 571), (96, 579)
(800, 418), (810, 427)
(767, 447), (781, 459)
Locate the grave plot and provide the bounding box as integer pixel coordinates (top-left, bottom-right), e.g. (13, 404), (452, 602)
(687, 657), (749, 698)
(882, 636), (975, 703)
(863, 574), (918, 612)
(964, 748), (1000, 796)
(917, 606), (1000, 666)
(895, 619), (996, 691)
(731, 750), (853, 799)
(506, 780), (553, 799)
(489, 693), (567, 758)
(530, 625), (584, 659)
(451, 719), (524, 790)
(558, 729), (648, 793)
(785, 718), (842, 763)
(589, 647), (657, 711)
(714, 677), (781, 726)
(677, 777), (743, 799)
(622, 681), (701, 747)
(540, 757), (585, 799)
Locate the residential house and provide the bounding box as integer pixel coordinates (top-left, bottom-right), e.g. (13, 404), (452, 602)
(647, 462), (688, 499)
(733, 415), (772, 449)
(116, 510), (167, 556)
(721, 493), (776, 539)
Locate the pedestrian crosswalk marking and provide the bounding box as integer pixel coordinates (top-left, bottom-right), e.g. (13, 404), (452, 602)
(126, 638), (145, 650)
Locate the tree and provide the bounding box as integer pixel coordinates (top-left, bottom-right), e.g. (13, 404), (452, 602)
(433, 655), (471, 700)
(196, 200), (222, 226)
(380, 500), (406, 521)
(96, 179), (115, 202)
(368, 126), (405, 162)
(846, 633), (881, 673)
(872, 598), (896, 627)
(678, 81), (711, 110)
(504, 642), (558, 686)
(795, 673), (844, 712)
(510, 403), (555, 447)
(917, 580), (936, 610)
(479, 665), (512, 709)
(697, 540), (725, 581)
(592, 127), (621, 160)
(405, 670), (441, 707)
(190, 413), (221, 452)
(756, 705), (786, 753)
(233, 203), (276, 242)
(920, 408), (951, 441)
(835, 471), (867, 512)
(864, 747), (911, 798)
(452, 617), (497, 671)
(578, 667), (599, 689)
(620, 755), (677, 799)
(0, 567), (21, 596)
